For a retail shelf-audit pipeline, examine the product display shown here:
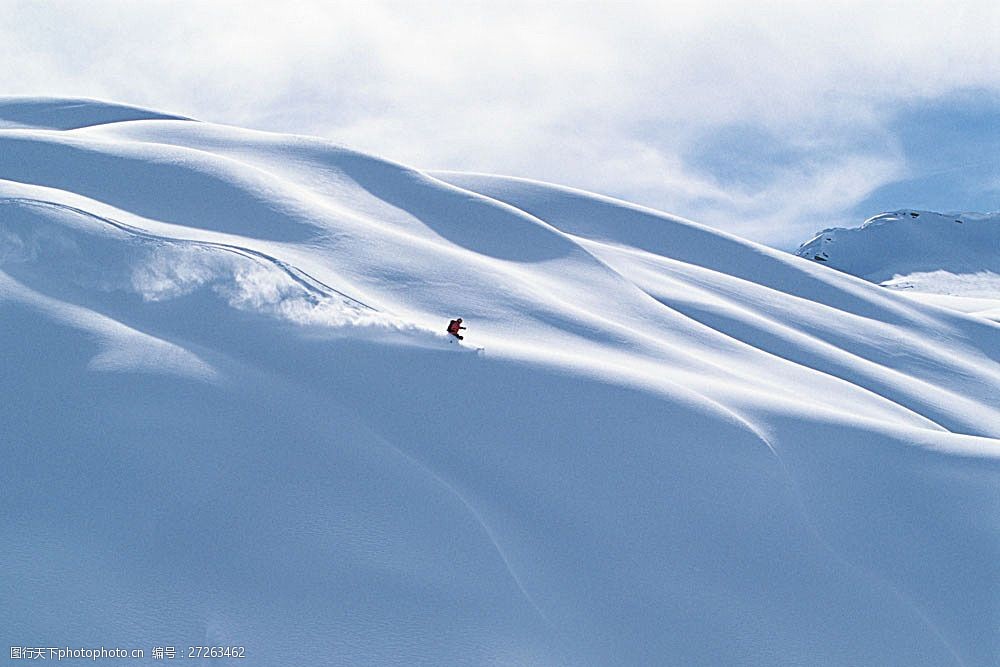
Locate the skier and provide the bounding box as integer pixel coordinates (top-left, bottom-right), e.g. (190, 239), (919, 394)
(447, 318), (466, 340)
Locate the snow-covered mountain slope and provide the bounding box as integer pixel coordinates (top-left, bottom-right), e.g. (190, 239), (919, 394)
(2, 98), (998, 666)
(797, 209), (1000, 321)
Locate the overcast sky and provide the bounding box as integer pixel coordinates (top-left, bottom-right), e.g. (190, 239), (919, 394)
(2, 0), (999, 247)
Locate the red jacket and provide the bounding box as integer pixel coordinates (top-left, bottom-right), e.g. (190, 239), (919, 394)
(447, 320), (463, 334)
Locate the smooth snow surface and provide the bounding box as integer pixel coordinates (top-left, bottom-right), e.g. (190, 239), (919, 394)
(3, 99), (998, 666)
(797, 209), (1000, 322)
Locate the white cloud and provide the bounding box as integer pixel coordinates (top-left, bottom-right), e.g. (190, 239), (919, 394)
(702, 152), (909, 246)
(1, 0), (998, 244)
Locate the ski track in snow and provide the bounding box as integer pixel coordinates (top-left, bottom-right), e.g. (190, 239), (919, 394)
(0, 197), (378, 311)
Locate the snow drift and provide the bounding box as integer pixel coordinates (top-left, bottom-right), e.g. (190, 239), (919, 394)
(2, 98), (998, 666)
(797, 209), (1000, 322)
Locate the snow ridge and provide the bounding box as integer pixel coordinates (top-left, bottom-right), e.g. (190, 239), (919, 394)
(0, 96), (189, 130)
